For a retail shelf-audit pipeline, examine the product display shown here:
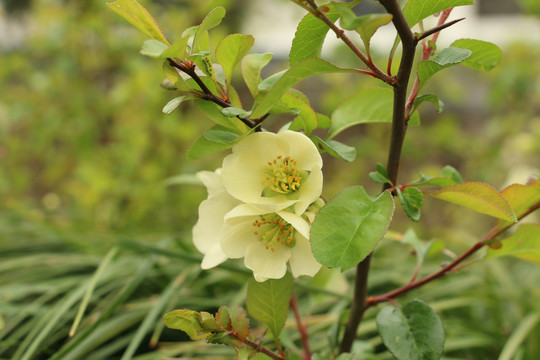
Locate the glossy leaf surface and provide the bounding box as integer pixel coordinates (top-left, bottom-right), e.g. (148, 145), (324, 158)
(377, 300), (445, 360)
(311, 187), (394, 270)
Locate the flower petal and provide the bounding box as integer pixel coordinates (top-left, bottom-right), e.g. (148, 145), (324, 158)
(277, 210), (310, 239)
(245, 241), (290, 281)
(220, 217), (258, 258)
(196, 169), (224, 198)
(289, 235), (321, 278)
(293, 167), (323, 215)
(201, 243), (228, 269)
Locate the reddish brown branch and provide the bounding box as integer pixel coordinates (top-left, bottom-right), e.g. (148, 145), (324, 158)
(291, 294), (312, 360)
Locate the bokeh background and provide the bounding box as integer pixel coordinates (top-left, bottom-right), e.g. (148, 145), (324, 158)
(1, 0), (539, 359)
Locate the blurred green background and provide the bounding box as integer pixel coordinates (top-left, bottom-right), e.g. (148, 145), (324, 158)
(1, 0), (539, 359)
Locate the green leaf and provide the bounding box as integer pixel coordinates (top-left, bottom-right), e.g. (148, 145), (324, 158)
(418, 47), (472, 86)
(312, 136), (357, 162)
(412, 94), (444, 114)
(424, 182), (517, 222)
(493, 180), (540, 231)
(403, 0), (474, 26)
(163, 309), (209, 340)
(229, 306), (250, 341)
(311, 187), (395, 270)
(192, 7), (226, 54)
(398, 186), (424, 222)
(242, 53), (273, 97)
(203, 128), (240, 145)
(216, 305), (232, 329)
(289, 4), (340, 65)
(485, 224), (540, 265)
(330, 88), (420, 139)
(196, 100), (249, 132)
(280, 92), (318, 135)
(376, 300), (445, 360)
(216, 34), (255, 86)
(140, 39), (168, 58)
(246, 273), (293, 338)
(250, 58), (359, 119)
(451, 38), (502, 71)
(162, 96), (186, 115)
(401, 229), (433, 270)
(186, 128), (236, 160)
(107, 0), (169, 45)
(411, 166), (463, 187)
(333, 2), (392, 52)
(161, 36), (190, 60)
(221, 107), (252, 119)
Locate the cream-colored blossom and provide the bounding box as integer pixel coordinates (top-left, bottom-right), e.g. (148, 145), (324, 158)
(220, 131), (323, 215)
(221, 204), (321, 282)
(192, 169), (241, 269)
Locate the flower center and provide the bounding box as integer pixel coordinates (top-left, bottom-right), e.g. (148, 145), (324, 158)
(262, 155), (307, 195)
(252, 215), (296, 252)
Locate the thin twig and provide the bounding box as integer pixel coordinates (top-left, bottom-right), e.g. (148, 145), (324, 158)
(365, 200), (540, 307)
(167, 58), (260, 129)
(303, 0), (396, 85)
(244, 338), (284, 360)
(416, 18), (465, 42)
(291, 294), (312, 360)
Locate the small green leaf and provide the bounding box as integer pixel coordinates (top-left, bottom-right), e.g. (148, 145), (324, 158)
(401, 229), (432, 269)
(312, 136), (357, 162)
(493, 180), (540, 231)
(221, 107), (252, 119)
(199, 311), (219, 331)
(140, 39), (168, 58)
(418, 47), (472, 86)
(289, 4), (340, 65)
(216, 34), (255, 86)
(451, 38), (502, 71)
(203, 128), (240, 144)
(163, 309), (209, 340)
(246, 273), (293, 338)
(334, 2), (392, 52)
(424, 182), (517, 222)
(403, 0), (474, 26)
(162, 96), (186, 115)
(377, 300), (445, 360)
(107, 0), (169, 45)
(196, 100), (249, 132)
(229, 306), (250, 341)
(369, 163), (391, 185)
(412, 94), (444, 114)
(161, 36), (190, 60)
(280, 92), (318, 135)
(397, 187), (424, 222)
(440, 165), (463, 184)
(330, 88), (420, 139)
(311, 187), (395, 270)
(250, 58), (359, 119)
(216, 306), (231, 330)
(192, 7), (226, 54)
(186, 128), (236, 160)
(485, 224), (540, 265)
(242, 53), (273, 97)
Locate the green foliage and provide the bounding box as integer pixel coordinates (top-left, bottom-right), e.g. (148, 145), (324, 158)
(330, 88), (420, 139)
(451, 39), (502, 71)
(417, 47), (472, 86)
(311, 187), (395, 270)
(289, 4), (340, 65)
(376, 300), (445, 360)
(425, 182), (517, 222)
(485, 224), (540, 264)
(397, 186), (424, 222)
(403, 0), (474, 26)
(246, 273), (293, 338)
(216, 34), (255, 87)
(107, 0), (169, 45)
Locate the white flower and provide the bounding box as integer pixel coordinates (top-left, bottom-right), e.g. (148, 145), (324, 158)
(220, 204), (321, 282)
(192, 169), (241, 269)
(220, 131), (323, 215)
